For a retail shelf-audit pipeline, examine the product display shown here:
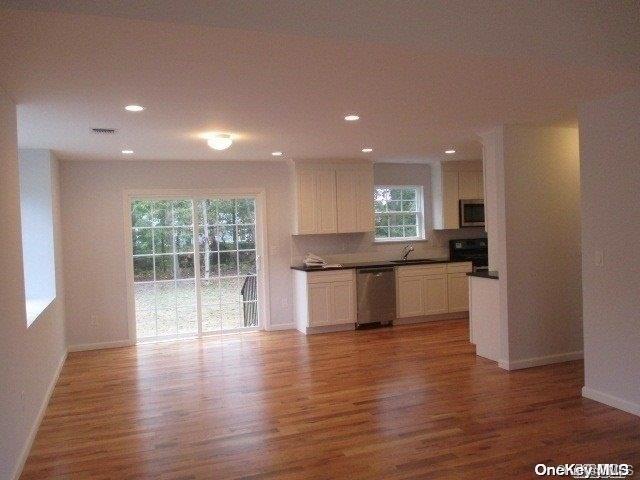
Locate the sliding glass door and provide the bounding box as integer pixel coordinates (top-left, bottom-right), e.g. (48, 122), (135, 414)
(130, 196), (261, 341)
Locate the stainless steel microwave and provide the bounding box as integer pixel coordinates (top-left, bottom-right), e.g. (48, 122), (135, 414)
(460, 199), (485, 227)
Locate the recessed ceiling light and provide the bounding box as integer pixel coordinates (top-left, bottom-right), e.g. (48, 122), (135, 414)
(207, 133), (233, 150)
(125, 104), (145, 112)
(122, 149), (134, 155)
(344, 114), (360, 121)
(271, 151), (283, 156)
(362, 148), (373, 153)
(445, 149), (456, 154)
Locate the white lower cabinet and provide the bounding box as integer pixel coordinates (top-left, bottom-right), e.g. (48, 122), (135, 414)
(294, 269), (356, 333)
(423, 274), (449, 315)
(397, 276), (424, 317)
(396, 262), (472, 318)
(308, 283), (332, 326)
(447, 272), (470, 312)
(329, 280), (355, 324)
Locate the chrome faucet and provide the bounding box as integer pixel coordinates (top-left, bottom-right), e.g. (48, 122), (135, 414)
(400, 243), (415, 261)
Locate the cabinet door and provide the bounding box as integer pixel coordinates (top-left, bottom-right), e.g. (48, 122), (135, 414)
(476, 171), (484, 200)
(336, 168), (374, 233)
(296, 171), (317, 234)
(447, 273), (469, 312)
(355, 167), (374, 232)
(458, 172), (478, 199)
(308, 283), (332, 326)
(336, 170), (358, 233)
(397, 276), (424, 318)
(317, 170), (337, 234)
(442, 171), (459, 229)
(330, 280), (355, 325)
(423, 274), (449, 315)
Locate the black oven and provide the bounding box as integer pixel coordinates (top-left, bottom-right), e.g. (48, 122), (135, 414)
(460, 199), (485, 227)
(449, 238), (488, 272)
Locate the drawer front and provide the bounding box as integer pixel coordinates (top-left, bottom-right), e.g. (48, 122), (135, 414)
(396, 264), (447, 277)
(446, 262), (473, 274)
(307, 269), (355, 284)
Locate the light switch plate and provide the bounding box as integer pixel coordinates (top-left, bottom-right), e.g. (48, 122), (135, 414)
(595, 249), (604, 267)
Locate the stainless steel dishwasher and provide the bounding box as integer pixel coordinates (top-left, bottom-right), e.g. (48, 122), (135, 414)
(356, 266), (396, 328)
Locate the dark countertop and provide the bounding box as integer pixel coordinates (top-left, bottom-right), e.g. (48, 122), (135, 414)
(291, 258), (470, 272)
(467, 270), (499, 280)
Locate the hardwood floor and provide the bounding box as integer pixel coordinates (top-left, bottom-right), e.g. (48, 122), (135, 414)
(21, 320), (639, 479)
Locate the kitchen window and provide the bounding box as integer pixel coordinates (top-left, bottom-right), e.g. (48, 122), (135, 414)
(374, 186), (425, 242)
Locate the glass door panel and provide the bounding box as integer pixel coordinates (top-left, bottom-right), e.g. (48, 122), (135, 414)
(131, 196), (260, 341)
(195, 198), (259, 333)
(132, 199), (198, 340)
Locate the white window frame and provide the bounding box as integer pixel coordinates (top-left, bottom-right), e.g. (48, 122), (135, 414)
(373, 185), (426, 243)
(123, 188), (271, 344)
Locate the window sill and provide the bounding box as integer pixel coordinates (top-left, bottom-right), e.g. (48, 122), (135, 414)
(26, 296), (56, 327)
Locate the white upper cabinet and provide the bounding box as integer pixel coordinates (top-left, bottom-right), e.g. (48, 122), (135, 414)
(442, 171), (460, 229)
(458, 171), (477, 199)
(317, 170), (337, 234)
(294, 168), (336, 234)
(432, 160), (483, 230)
(459, 171), (484, 200)
(476, 172), (484, 199)
(336, 166), (374, 233)
(295, 170), (318, 234)
(294, 162), (373, 235)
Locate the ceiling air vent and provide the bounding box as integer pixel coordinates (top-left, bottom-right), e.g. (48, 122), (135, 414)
(91, 127), (118, 135)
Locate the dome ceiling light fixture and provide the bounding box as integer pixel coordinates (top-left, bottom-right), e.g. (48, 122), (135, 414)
(207, 133), (233, 151)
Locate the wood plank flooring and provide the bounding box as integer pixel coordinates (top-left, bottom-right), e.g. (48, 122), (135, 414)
(21, 320), (640, 479)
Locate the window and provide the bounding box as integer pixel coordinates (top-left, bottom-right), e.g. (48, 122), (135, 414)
(19, 149), (57, 326)
(374, 186), (424, 242)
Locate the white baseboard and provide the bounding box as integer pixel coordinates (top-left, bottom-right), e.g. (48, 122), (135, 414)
(264, 323), (295, 331)
(582, 386), (640, 417)
(67, 339), (133, 352)
(499, 350), (583, 370)
(11, 350), (67, 480)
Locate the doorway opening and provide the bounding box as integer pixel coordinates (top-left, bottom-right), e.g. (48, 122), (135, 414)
(128, 195), (263, 341)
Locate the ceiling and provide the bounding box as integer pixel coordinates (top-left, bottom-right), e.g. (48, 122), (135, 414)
(0, 1), (638, 163)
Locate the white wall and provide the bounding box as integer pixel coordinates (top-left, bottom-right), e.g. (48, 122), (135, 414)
(0, 90), (66, 480)
(291, 162), (486, 264)
(579, 89), (640, 416)
(502, 126), (583, 366)
(61, 159), (485, 347)
(481, 130), (505, 271)
(482, 125), (583, 369)
(60, 160), (295, 347)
